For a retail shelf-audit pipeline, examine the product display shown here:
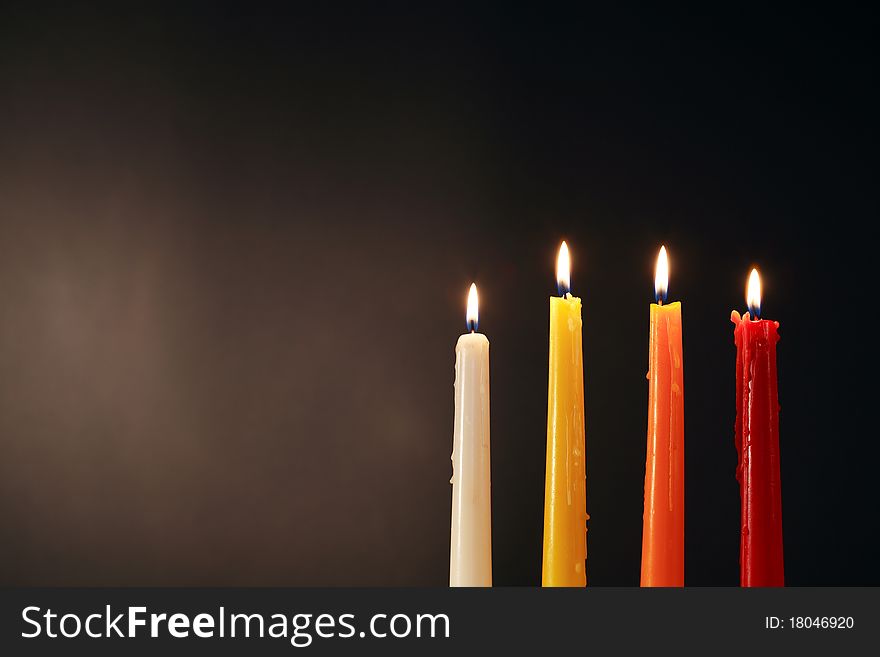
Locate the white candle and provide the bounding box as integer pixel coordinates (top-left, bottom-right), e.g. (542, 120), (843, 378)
(450, 283), (492, 587)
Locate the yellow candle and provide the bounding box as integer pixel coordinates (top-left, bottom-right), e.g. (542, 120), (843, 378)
(542, 241), (588, 587)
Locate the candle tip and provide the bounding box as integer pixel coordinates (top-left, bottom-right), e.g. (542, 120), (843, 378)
(466, 283), (479, 332)
(747, 268), (761, 319)
(654, 245), (668, 303)
(556, 241), (571, 296)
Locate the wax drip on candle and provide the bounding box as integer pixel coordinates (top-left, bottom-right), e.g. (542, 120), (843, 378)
(556, 241), (571, 297)
(466, 283), (479, 333)
(747, 268), (761, 320)
(655, 245), (669, 304)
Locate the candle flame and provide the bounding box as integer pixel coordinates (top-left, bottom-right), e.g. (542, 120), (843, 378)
(466, 283), (479, 332)
(654, 245), (668, 303)
(747, 268), (761, 319)
(556, 241), (571, 296)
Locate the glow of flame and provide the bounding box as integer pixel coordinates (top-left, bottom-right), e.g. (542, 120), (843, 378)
(466, 283), (479, 332)
(556, 241), (571, 295)
(747, 268), (761, 319)
(655, 245), (668, 303)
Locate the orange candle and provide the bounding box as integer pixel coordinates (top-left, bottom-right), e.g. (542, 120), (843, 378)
(640, 246), (685, 586)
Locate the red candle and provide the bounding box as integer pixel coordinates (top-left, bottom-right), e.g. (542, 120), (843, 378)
(731, 268), (784, 587)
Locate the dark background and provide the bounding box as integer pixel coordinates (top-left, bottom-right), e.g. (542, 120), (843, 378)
(0, 3), (875, 586)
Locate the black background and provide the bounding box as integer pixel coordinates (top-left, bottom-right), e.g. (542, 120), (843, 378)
(0, 3), (875, 585)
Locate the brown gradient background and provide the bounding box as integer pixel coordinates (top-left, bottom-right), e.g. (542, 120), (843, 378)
(0, 4), (875, 585)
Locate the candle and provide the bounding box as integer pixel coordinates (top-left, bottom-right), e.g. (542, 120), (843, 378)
(450, 283), (492, 587)
(640, 246), (685, 586)
(731, 268), (784, 587)
(542, 241), (588, 587)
